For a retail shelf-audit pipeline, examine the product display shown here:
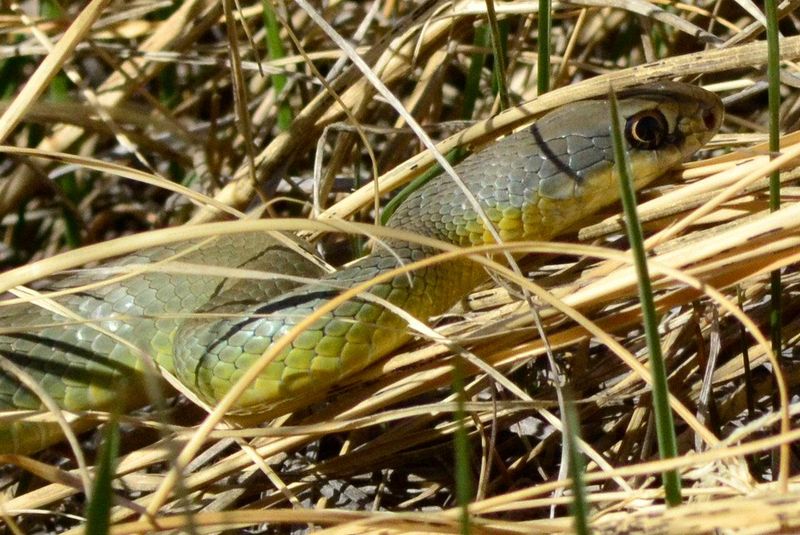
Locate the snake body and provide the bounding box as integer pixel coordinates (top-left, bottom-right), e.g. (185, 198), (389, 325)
(0, 83), (722, 453)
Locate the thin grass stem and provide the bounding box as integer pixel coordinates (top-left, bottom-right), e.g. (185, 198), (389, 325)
(484, 0), (510, 109)
(564, 391), (590, 535)
(537, 0), (552, 94)
(262, 0), (293, 130)
(608, 86), (682, 506)
(83, 419), (120, 535)
(763, 0), (789, 490)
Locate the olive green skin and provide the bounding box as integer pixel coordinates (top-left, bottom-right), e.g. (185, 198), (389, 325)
(0, 83), (722, 453)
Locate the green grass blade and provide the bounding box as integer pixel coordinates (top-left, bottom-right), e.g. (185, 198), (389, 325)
(464, 25), (490, 118)
(484, 0), (510, 109)
(262, 0), (293, 130)
(765, 0), (781, 215)
(381, 25), (490, 225)
(452, 357), (473, 535)
(608, 86), (681, 506)
(43, 1), (82, 249)
(564, 391), (590, 535)
(764, 0), (781, 365)
(765, 0), (781, 358)
(84, 419), (120, 535)
(158, 65), (180, 109)
(537, 0), (552, 94)
(763, 0), (788, 487)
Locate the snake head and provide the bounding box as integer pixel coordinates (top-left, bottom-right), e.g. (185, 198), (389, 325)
(393, 81), (724, 244)
(518, 81), (724, 239)
(612, 81), (723, 189)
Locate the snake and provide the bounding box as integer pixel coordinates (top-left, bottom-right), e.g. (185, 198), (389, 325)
(0, 82), (722, 453)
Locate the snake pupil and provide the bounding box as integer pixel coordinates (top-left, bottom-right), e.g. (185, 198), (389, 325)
(625, 110), (669, 150)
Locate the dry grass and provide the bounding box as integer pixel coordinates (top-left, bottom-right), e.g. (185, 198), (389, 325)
(0, 0), (800, 533)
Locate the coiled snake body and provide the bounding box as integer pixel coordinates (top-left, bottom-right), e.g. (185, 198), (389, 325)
(0, 83), (722, 453)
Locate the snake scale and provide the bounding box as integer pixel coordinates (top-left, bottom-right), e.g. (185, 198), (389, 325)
(0, 83), (722, 453)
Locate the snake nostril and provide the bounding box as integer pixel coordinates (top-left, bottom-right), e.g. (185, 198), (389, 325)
(703, 108), (719, 130)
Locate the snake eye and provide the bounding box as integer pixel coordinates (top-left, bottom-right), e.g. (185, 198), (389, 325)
(625, 109), (669, 150)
